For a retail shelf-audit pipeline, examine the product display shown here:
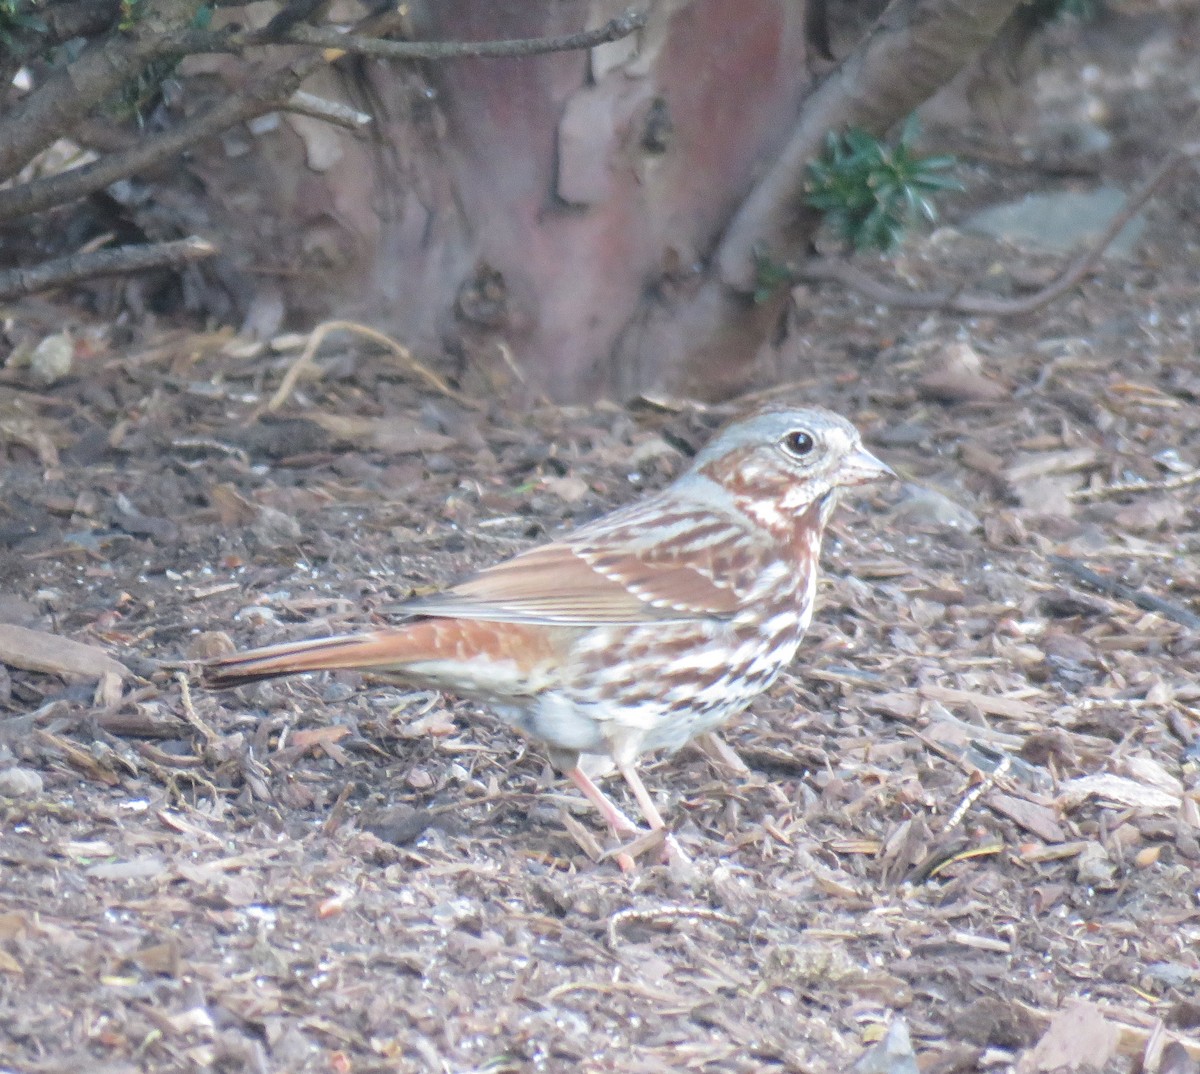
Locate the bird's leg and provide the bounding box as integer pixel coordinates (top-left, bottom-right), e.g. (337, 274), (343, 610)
(618, 762), (690, 867)
(565, 765), (641, 835)
(616, 762), (666, 830)
(564, 765), (642, 873)
(566, 763), (688, 870)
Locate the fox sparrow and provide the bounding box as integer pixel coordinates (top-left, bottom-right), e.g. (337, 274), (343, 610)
(203, 405), (892, 855)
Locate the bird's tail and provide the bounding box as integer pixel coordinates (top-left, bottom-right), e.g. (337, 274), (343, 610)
(202, 630), (415, 689)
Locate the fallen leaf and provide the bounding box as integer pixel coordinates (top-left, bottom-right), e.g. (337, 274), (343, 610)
(127, 939), (181, 976)
(93, 669), (123, 707)
(1019, 1001), (1120, 1072)
(1122, 755), (1184, 798)
(0, 766), (43, 797)
(208, 483), (259, 527)
(918, 342), (1010, 404)
(853, 1017), (918, 1074)
(890, 484), (981, 531)
(987, 792), (1067, 843)
(0, 912), (30, 941)
(0, 623), (128, 680)
(918, 684), (1041, 721)
(542, 475), (590, 503)
(86, 856), (168, 881)
(36, 731), (121, 786)
(1004, 447), (1097, 483)
(1014, 475), (1080, 518)
(1058, 774), (1181, 814)
(308, 412), (455, 454)
(290, 725), (352, 750)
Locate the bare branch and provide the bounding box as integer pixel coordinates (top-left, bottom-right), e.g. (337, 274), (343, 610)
(792, 141), (1187, 316)
(170, 11), (647, 61)
(0, 0), (206, 183)
(264, 320), (477, 412)
(0, 237), (217, 301)
(281, 11), (647, 60)
(1070, 467), (1200, 503)
(0, 53), (327, 223)
(0, 7), (641, 222)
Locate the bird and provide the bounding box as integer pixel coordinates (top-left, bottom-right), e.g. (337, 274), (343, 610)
(202, 405), (893, 858)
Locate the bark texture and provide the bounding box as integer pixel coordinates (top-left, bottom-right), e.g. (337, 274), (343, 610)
(14, 0), (1024, 401)
(372, 0), (816, 400)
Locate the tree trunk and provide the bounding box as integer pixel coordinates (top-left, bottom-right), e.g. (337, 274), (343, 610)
(143, 0), (1023, 401)
(371, 0), (816, 401)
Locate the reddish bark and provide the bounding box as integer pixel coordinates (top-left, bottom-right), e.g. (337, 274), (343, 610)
(361, 0), (812, 400)
(79, 0), (1021, 402)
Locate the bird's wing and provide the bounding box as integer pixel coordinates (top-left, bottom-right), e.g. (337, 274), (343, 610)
(402, 498), (764, 626)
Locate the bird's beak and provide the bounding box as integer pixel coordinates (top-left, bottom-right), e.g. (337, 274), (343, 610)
(840, 446), (896, 487)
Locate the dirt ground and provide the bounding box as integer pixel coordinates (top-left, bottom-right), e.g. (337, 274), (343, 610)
(3, 8), (1200, 1074)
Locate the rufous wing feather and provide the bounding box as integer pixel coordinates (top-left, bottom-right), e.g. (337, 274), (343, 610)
(403, 525), (747, 625)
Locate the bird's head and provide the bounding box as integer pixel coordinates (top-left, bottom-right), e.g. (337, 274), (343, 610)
(688, 405), (893, 531)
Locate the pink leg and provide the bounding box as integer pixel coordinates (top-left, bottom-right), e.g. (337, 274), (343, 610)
(617, 763), (667, 830)
(566, 765), (641, 835)
(619, 763), (690, 867)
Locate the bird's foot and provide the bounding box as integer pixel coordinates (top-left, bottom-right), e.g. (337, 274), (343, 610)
(608, 826), (690, 871)
(566, 762), (690, 872)
(566, 764), (640, 834)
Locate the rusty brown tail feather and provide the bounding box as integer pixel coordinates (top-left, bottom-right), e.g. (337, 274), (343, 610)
(202, 631), (407, 690)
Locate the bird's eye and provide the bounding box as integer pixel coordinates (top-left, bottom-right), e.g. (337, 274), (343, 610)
(782, 430), (815, 457)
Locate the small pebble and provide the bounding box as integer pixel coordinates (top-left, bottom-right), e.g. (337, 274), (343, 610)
(29, 333), (74, 386)
(0, 766), (43, 797)
(186, 630), (236, 661)
(891, 484), (981, 531)
(1075, 842), (1116, 888)
(251, 505), (303, 547)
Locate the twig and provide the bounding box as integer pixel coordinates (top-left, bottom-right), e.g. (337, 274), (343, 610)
(173, 12), (647, 62)
(543, 979), (683, 1005)
(0, 0), (204, 183)
(169, 436), (251, 466)
(265, 319), (477, 412)
(944, 753), (1011, 831)
(0, 51), (326, 223)
(321, 780), (356, 836)
(793, 138), (1189, 316)
(494, 341), (555, 407)
(1069, 468), (1200, 503)
(176, 671), (222, 749)
(0, 236), (216, 301)
(285, 13), (646, 60)
(281, 90), (371, 130)
(1047, 555), (1200, 631)
(495, 341), (528, 387)
(607, 905), (740, 948)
